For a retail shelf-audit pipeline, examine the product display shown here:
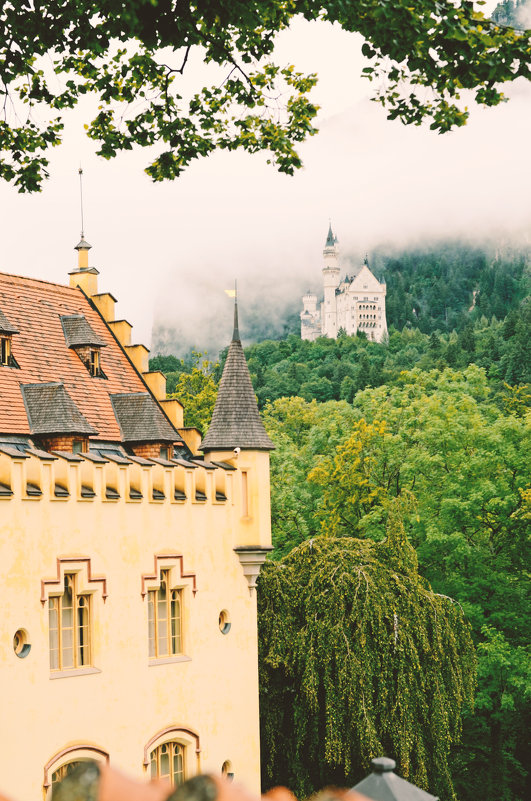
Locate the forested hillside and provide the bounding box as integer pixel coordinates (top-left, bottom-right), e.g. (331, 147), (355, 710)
(150, 244), (530, 801)
(372, 242), (528, 333)
(492, 0), (531, 28)
(151, 240), (530, 355)
(151, 297), (530, 411)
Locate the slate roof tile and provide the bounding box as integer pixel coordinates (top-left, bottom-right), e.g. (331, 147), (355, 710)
(60, 314), (107, 348)
(21, 382), (97, 435)
(110, 392), (178, 442)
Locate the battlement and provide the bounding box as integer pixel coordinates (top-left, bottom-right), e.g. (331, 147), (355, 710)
(0, 447), (234, 507)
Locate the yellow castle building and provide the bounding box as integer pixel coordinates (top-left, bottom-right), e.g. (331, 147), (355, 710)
(0, 236), (273, 800)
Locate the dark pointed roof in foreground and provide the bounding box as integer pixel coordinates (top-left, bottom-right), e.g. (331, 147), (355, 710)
(352, 758), (438, 801)
(200, 301), (274, 452)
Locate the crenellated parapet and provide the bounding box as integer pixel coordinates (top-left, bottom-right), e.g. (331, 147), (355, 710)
(0, 446), (235, 507)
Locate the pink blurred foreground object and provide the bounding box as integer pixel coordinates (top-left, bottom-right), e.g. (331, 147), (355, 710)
(0, 763), (372, 801)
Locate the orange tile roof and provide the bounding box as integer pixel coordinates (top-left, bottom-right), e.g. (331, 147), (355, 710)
(0, 271), (149, 440)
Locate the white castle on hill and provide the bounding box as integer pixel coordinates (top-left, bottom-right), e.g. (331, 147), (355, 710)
(300, 224), (388, 342)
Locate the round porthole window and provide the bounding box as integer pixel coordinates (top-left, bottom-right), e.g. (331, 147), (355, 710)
(219, 610), (231, 635)
(13, 629), (31, 658)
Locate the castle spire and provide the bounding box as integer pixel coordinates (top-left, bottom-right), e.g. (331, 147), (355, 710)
(325, 221), (336, 248)
(232, 280), (240, 342)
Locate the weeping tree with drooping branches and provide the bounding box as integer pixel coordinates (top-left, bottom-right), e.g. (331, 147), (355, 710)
(258, 499), (476, 801)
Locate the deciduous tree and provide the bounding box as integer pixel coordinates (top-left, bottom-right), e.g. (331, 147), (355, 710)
(2, 1), (530, 191)
(258, 504), (476, 799)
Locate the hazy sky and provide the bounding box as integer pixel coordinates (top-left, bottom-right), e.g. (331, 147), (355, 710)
(0, 1), (529, 351)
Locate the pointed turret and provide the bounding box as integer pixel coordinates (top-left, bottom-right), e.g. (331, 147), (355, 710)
(202, 298), (273, 589)
(200, 300), (274, 452)
(322, 221), (340, 338)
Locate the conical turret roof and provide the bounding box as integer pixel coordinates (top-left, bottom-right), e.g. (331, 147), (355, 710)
(200, 301), (274, 452)
(325, 222), (336, 247)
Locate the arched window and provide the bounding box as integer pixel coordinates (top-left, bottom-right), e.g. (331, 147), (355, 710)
(43, 745), (109, 798)
(150, 742), (185, 787)
(144, 727), (201, 785)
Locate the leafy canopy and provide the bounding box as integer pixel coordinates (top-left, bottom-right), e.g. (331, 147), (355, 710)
(261, 366), (530, 801)
(166, 351), (218, 434)
(2, 1), (531, 190)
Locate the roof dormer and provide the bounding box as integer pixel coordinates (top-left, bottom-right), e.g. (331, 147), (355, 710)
(0, 306), (19, 368)
(60, 314), (107, 378)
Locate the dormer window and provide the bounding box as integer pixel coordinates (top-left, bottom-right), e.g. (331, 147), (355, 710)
(90, 349), (100, 377)
(60, 315), (107, 379)
(0, 307), (19, 367)
(1, 336), (11, 365)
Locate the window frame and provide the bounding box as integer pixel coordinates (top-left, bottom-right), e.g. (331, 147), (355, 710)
(147, 568), (183, 659)
(48, 572), (92, 672)
(143, 727), (201, 784)
(149, 741), (185, 788)
(1, 336), (11, 365)
(89, 349), (100, 377)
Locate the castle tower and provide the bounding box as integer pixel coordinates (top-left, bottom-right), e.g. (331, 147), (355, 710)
(322, 223), (340, 338)
(300, 290), (321, 341)
(201, 297), (274, 578)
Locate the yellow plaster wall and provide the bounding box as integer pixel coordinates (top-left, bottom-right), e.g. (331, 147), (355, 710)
(142, 370), (167, 401)
(161, 400), (184, 429)
(91, 293), (116, 322)
(178, 429), (202, 456)
(124, 344), (150, 373)
(0, 449), (271, 800)
(108, 320), (132, 347)
(69, 269), (98, 297)
(203, 450), (272, 549)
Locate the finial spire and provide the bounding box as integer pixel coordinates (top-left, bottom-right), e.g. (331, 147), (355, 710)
(74, 166), (92, 269)
(232, 280), (240, 342)
(79, 166), (85, 239)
